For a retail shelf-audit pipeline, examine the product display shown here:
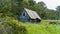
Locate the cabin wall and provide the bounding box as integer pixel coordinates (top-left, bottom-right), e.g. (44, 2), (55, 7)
(30, 19), (41, 22)
(20, 10), (30, 22)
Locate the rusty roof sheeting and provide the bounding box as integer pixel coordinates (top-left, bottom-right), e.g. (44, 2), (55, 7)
(24, 8), (41, 19)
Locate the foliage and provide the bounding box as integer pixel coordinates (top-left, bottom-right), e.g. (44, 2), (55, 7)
(0, 17), (27, 34)
(0, 17), (60, 34)
(0, 0), (59, 34)
(0, 0), (59, 19)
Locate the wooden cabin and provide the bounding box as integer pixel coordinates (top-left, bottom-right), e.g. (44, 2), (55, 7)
(19, 8), (41, 22)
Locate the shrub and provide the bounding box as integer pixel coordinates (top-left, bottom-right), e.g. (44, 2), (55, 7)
(0, 17), (27, 34)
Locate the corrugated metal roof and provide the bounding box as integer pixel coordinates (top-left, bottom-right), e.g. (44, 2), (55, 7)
(24, 8), (41, 19)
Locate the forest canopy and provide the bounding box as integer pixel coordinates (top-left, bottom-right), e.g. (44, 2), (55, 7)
(0, 0), (59, 20)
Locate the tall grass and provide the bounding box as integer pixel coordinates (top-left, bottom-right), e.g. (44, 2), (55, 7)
(0, 17), (60, 34)
(18, 20), (60, 34)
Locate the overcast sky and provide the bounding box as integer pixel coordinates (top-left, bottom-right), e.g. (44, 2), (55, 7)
(34, 0), (60, 10)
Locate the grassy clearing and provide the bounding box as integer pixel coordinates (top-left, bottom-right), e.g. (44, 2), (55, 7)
(19, 20), (60, 34)
(1, 18), (60, 34)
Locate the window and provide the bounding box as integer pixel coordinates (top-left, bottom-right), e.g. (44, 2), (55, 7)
(23, 13), (25, 16)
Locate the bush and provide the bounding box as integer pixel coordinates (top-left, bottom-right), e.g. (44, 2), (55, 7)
(0, 17), (27, 34)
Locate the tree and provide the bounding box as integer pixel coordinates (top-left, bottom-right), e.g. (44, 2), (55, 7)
(56, 6), (60, 20)
(38, 1), (47, 19)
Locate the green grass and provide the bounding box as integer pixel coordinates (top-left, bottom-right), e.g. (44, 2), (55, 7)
(1, 18), (60, 34)
(18, 20), (60, 34)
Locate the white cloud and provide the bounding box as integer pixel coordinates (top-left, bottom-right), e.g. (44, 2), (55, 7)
(34, 0), (60, 10)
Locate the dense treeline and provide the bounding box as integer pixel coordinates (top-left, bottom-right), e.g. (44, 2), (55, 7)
(0, 0), (59, 19)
